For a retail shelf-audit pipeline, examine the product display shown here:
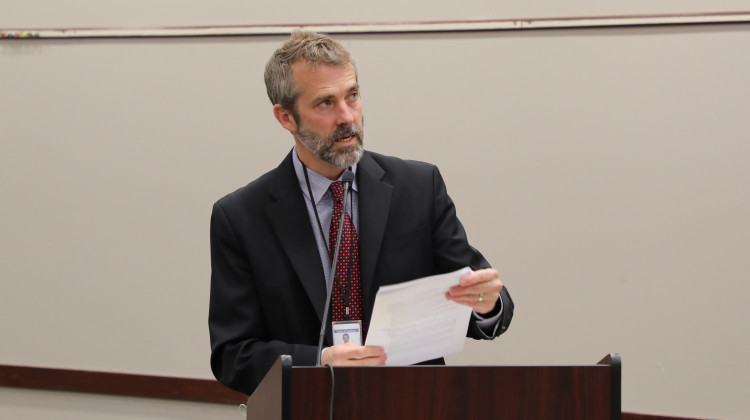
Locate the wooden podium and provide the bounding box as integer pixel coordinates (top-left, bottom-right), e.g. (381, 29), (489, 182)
(246, 353), (621, 420)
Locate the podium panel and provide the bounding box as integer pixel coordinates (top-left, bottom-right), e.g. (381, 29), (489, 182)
(246, 354), (621, 420)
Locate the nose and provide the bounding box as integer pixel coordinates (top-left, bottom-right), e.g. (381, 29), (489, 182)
(335, 101), (355, 126)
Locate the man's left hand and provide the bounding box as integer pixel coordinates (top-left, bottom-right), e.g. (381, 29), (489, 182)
(445, 268), (502, 315)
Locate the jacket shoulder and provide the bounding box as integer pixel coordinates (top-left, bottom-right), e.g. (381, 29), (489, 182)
(214, 154), (297, 215)
(214, 153), (294, 210)
(365, 151), (437, 179)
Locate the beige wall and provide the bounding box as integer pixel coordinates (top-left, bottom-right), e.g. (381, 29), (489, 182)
(2, 4), (749, 419)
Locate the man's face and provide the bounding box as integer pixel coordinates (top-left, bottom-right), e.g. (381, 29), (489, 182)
(290, 61), (364, 169)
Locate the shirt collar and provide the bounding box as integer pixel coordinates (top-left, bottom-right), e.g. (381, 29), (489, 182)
(292, 145), (359, 204)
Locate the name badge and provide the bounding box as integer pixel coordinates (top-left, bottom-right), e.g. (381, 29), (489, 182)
(332, 320), (363, 346)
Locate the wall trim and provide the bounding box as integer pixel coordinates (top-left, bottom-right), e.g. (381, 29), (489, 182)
(0, 364), (246, 404)
(1, 11), (749, 39)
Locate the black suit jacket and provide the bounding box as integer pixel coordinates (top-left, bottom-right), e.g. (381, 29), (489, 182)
(209, 150), (513, 394)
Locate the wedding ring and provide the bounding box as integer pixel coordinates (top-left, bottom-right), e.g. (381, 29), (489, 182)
(478, 293), (484, 302)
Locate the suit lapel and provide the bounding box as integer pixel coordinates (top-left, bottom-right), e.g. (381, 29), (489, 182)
(266, 153), (328, 325)
(357, 153), (393, 322)
(265, 151), (394, 331)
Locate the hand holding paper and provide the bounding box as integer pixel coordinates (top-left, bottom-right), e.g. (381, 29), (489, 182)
(365, 267), (473, 366)
(446, 268), (503, 315)
(320, 343), (387, 366)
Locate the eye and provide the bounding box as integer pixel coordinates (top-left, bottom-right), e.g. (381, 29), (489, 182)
(346, 90), (359, 103)
(318, 99), (332, 108)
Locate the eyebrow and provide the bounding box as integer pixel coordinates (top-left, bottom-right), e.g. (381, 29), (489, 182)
(312, 83), (360, 104)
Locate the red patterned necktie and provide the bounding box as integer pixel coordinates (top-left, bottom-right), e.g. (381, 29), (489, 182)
(328, 181), (363, 322)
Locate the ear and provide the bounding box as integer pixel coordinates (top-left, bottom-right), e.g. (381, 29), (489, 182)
(273, 104), (298, 133)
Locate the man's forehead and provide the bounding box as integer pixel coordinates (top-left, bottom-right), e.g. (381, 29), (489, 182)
(291, 61), (358, 97)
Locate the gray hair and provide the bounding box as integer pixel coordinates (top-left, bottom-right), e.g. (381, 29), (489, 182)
(264, 30), (357, 112)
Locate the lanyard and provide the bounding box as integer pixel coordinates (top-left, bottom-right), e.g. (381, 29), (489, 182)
(301, 163), (354, 319)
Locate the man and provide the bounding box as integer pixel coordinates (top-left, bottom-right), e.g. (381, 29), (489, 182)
(209, 30), (513, 395)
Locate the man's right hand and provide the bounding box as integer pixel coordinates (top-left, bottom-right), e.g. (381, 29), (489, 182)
(321, 343), (387, 366)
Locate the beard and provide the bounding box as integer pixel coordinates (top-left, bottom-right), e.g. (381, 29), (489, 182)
(296, 120), (365, 169)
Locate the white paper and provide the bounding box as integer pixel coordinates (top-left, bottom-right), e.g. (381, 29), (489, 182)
(365, 267), (472, 366)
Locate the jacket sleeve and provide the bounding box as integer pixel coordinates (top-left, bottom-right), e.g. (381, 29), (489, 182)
(428, 166), (514, 340)
(208, 201), (318, 395)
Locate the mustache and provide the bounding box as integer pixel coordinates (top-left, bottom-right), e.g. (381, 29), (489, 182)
(331, 125), (362, 140)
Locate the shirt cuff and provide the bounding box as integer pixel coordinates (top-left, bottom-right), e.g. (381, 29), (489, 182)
(472, 293), (504, 338)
